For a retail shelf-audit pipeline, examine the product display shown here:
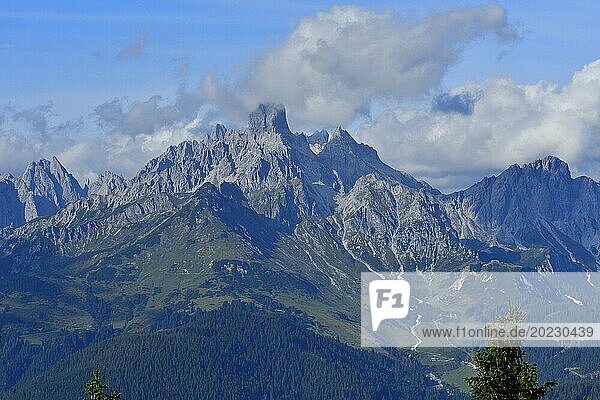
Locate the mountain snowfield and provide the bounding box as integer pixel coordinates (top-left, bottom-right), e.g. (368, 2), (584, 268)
(1, 104), (599, 273)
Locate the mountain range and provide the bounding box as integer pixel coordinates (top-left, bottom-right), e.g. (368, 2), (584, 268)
(0, 104), (599, 398)
(2, 104), (598, 272)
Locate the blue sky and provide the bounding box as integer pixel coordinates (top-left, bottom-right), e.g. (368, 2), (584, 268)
(3, 0), (600, 118)
(2, 1), (600, 191)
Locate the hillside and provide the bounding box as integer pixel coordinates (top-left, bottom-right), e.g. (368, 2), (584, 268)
(3, 303), (463, 400)
(0, 104), (598, 397)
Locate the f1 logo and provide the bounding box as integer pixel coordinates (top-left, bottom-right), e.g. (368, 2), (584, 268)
(369, 279), (411, 331)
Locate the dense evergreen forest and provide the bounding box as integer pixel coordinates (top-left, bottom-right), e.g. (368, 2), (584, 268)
(1, 302), (598, 399)
(2, 302), (465, 400)
(529, 348), (600, 399)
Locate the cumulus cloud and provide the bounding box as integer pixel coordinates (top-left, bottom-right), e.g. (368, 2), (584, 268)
(0, 99), (215, 183)
(52, 118), (84, 135)
(0, 103), (76, 174)
(431, 90), (480, 115)
(0, 131), (45, 174)
(202, 4), (516, 128)
(11, 4), (578, 193)
(117, 29), (147, 61)
(12, 102), (53, 134)
(94, 87), (206, 137)
(94, 98), (123, 130)
(56, 115), (209, 182)
(355, 58), (600, 192)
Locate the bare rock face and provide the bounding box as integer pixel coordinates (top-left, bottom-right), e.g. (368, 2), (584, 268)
(247, 103), (292, 134)
(117, 104), (426, 227)
(88, 171), (127, 196)
(311, 126), (429, 193)
(0, 157), (87, 228)
(334, 174), (474, 272)
(306, 129), (329, 155)
(1, 104), (599, 272)
(0, 175), (24, 228)
(10, 191), (180, 250)
(444, 156), (600, 269)
(1, 104), (431, 231)
(118, 105), (324, 226)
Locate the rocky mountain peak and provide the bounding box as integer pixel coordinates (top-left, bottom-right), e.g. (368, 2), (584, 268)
(49, 156), (77, 184)
(89, 171), (127, 196)
(247, 103), (291, 134)
(307, 129), (329, 154)
(15, 157), (86, 222)
(0, 172), (14, 181)
(525, 155), (571, 177)
(327, 126), (354, 144)
(50, 156), (63, 169)
(2, 105), (599, 275)
(19, 158), (53, 190)
(307, 127), (358, 153)
(210, 123), (228, 141)
(445, 155), (600, 270)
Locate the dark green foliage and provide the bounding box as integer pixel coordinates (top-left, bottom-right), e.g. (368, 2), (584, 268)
(465, 346), (557, 399)
(82, 366), (121, 400)
(0, 328), (116, 391)
(528, 348), (600, 400)
(5, 303), (463, 400)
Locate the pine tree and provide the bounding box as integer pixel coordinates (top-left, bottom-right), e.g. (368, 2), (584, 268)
(465, 305), (557, 399)
(82, 366), (122, 400)
(465, 346), (557, 399)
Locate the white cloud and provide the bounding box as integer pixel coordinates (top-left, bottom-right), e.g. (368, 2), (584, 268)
(355, 59), (600, 192)
(12, 103), (53, 134)
(56, 115), (208, 183)
(0, 103), (214, 183)
(202, 4), (516, 129)
(0, 131), (44, 174)
(94, 87), (207, 137)
(117, 29), (147, 61)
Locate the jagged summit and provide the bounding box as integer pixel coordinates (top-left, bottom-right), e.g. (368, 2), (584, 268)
(1, 157), (87, 223)
(2, 110), (600, 274)
(0, 104), (436, 229)
(525, 155), (571, 177)
(247, 103), (291, 134)
(50, 156), (62, 167)
(327, 126), (352, 143)
(3, 101), (599, 275)
(445, 154), (600, 269)
(88, 171), (127, 196)
(307, 129), (328, 154)
(456, 155), (576, 197)
(210, 123), (227, 141)
(0, 172), (14, 181)
(306, 127), (358, 155)
(502, 155), (571, 178)
(306, 127), (355, 146)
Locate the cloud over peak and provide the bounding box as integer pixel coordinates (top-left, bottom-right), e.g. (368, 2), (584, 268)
(203, 4), (516, 129)
(356, 58), (600, 192)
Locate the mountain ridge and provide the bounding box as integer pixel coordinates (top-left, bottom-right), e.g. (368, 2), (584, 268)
(1, 104), (598, 272)
(1, 104), (599, 398)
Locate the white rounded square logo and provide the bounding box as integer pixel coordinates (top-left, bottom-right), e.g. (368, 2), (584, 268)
(369, 279), (411, 331)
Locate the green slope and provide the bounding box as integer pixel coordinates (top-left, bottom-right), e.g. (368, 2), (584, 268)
(4, 302), (464, 400)
(0, 184), (362, 339)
